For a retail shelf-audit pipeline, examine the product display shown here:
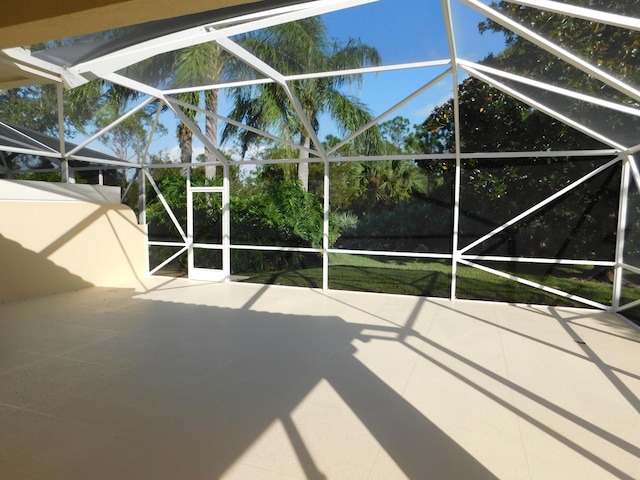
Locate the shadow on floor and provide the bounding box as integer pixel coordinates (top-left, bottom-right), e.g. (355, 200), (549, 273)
(0, 283), (498, 479)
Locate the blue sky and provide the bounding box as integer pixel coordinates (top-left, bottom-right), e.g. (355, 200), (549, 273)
(318, 0), (507, 131)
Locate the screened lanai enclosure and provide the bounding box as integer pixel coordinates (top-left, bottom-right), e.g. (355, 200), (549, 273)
(1, 0), (639, 322)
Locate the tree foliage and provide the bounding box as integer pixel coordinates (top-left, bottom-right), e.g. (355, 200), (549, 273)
(413, 77), (606, 156)
(479, 1), (640, 91)
(145, 166), (333, 274)
(96, 104), (167, 162)
(222, 17), (382, 190)
(0, 86), (61, 136)
(408, 3), (628, 261)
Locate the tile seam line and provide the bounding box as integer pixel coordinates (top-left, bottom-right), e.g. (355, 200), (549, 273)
(496, 313), (534, 480)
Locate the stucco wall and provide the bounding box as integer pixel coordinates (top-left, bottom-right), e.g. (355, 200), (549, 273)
(0, 180), (147, 302)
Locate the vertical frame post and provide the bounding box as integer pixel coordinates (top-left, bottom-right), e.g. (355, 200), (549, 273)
(186, 168), (194, 277)
(441, 0), (463, 300)
(138, 169), (147, 224)
(223, 162), (231, 281)
(138, 100), (162, 225)
(613, 154), (631, 311)
(323, 158), (330, 290)
(56, 83), (71, 183)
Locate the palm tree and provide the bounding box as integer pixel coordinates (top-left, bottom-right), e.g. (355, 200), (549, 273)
(172, 42), (231, 174)
(65, 79), (140, 135)
(223, 17), (382, 191)
(95, 42), (230, 171)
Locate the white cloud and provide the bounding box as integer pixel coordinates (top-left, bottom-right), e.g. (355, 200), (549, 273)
(165, 145), (205, 162)
(414, 92), (454, 119)
(167, 146), (181, 162)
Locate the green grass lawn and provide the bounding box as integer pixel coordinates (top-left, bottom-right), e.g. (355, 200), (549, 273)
(235, 253), (639, 309)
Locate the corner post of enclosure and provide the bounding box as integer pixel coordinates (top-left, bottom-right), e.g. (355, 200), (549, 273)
(612, 153), (631, 311)
(451, 157), (462, 301)
(223, 162), (231, 281)
(137, 168), (146, 225)
(138, 98), (163, 225)
(57, 83), (72, 183)
(186, 167), (194, 277)
(441, 0), (462, 301)
(322, 158), (330, 291)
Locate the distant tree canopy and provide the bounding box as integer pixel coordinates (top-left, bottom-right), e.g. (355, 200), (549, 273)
(95, 104), (167, 163)
(412, 76), (607, 156)
(406, 3), (632, 261)
(409, 2), (640, 155)
(473, 2), (640, 147)
(0, 85), (63, 136)
(413, 0), (640, 157)
(479, 1), (640, 91)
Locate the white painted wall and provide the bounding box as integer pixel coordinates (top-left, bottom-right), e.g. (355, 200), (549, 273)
(0, 180), (147, 302)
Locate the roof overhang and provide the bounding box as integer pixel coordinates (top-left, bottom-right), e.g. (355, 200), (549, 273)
(0, 50), (66, 90)
(0, 0), (260, 49)
(0, 0), (311, 90)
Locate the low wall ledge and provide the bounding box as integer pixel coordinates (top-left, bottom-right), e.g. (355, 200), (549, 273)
(0, 179), (121, 204)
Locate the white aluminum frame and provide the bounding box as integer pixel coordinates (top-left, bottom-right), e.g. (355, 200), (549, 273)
(1, 0), (639, 316)
(188, 183), (227, 281)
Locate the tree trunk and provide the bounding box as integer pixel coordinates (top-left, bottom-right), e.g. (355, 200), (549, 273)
(178, 122), (192, 164)
(298, 135), (311, 191)
(204, 89), (218, 179)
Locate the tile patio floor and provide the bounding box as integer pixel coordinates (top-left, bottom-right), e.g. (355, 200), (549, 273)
(1, 277), (639, 479)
